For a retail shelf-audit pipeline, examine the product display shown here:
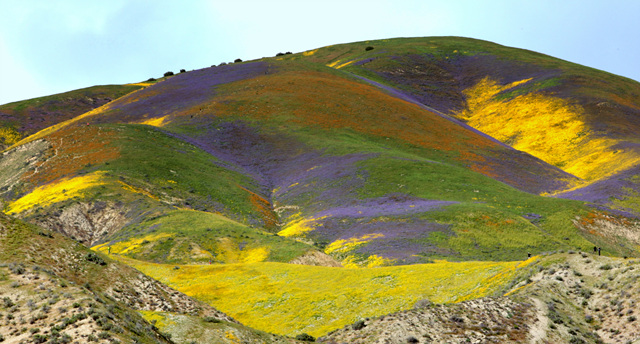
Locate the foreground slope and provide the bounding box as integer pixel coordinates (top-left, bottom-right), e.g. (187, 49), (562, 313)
(0, 212), (302, 343)
(321, 252), (640, 344)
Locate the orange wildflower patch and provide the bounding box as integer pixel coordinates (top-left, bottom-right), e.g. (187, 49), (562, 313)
(210, 70), (499, 165)
(237, 185), (278, 230)
(22, 125), (120, 187)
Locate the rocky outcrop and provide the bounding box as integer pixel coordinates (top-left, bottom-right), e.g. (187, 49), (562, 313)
(289, 250), (343, 267)
(35, 201), (127, 246)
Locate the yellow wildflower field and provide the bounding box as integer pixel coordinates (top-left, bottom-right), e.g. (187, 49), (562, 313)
(119, 256), (536, 337)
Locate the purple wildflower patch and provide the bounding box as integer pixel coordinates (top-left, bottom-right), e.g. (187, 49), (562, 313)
(94, 62), (271, 124)
(314, 195), (456, 218)
(360, 54), (560, 115)
(309, 215), (456, 262)
(556, 165), (640, 218)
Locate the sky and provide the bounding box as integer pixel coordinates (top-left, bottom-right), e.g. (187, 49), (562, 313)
(1, 0), (639, 105)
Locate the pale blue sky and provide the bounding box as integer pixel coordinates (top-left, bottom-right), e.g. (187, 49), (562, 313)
(1, 0), (639, 105)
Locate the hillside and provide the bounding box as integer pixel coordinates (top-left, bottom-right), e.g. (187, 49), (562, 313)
(0, 212), (301, 343)
(297, 37), (640, 210)
(0, 84), (145, 149)
(321, 252), (640, 344)
(2, 36), (640, 341)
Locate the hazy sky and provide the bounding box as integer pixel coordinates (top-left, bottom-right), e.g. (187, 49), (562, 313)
(1, 0), (639, 105)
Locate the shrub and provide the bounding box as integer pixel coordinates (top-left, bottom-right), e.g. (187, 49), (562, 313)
(8, 263), (25, 275)
(352, 319), (366, 330)
(599, 264), (612, 270)
(86, 252), (106, 266)
(413, 298), (433, 309)
(295, 333), (315, 341)
(60, 333), (72, 343)
(580, 288), (593, 299)
(276, 52), (285, 56)
(629, 315), (637, 322)
(569, 337), (586, 344)
(234, 58), (243, 63)
(365, 46), (374, 51)
(203, 316), (221, 323)
(146, 78), (156, 82)
(2, 297), (14, 308)
(180, 69), (186, 73)
(32, 334), (47, 343)
(285, 51), (292, 54)
(164, 71), (174, 77)
(406, 336), (419, 343)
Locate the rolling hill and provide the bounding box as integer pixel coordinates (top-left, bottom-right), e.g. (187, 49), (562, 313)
(2, 36), (640, 342)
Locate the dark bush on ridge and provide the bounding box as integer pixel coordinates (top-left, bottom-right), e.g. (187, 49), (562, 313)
(146, 78), (156, 82)
(180, 69), (186, 73)
(86, 252), (106, 266)
(285, 51), (292, 54)
(352, 319), (366, 330)
(365, 46), (374, 51)
(164, 71), (174, 77)
(234, 58), (243, 63)
(295, 333), (315, 341)
(276, 52), (285, 56)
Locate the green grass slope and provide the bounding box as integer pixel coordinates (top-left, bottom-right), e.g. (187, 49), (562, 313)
(1, 123), (320, 263)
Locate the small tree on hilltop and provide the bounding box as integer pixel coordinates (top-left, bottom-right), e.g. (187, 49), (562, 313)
(164, 71), (174, 77)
